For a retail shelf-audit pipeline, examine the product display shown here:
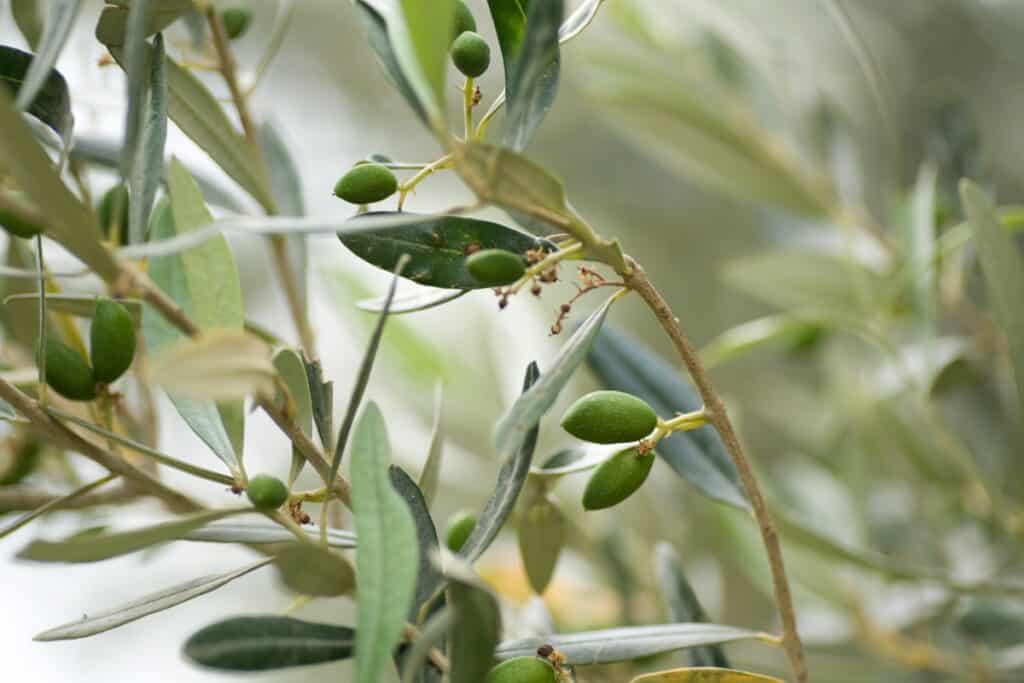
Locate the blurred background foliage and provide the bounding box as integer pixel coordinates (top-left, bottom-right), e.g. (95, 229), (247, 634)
(4, 0), (1024, 681)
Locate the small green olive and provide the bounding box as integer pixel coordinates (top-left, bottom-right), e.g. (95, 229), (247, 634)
(452, 1), (477, 39)
(582, 446), (655, 510)
(39, 338), (96, 402)
(465, 249), (525, 286)
(560, 390), (658, 444)
(246, 474), (289, 510)
(221, 5), (254, 40)
(0, 192), (44, 239)
(90, 298), (137, 384)
(444, 509), (477, 552)
(451, 31), (491, 78)
(484, 656), (557, 683)
(333, 163), (398, 205)
(97, 183), (130, 243)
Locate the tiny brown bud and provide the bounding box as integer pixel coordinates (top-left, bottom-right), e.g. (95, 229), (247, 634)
(531, 284), (542, 296)
(537, 644), (554, 658)
(560, 303), (571, 313)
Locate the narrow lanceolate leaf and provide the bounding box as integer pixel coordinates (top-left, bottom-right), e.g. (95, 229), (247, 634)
(906, 163), (938, 335)
(341, 212), (549, 289)
(351, 402), (419, 683)
(388, 466), (443, 619)
(654, 543), (729, 669)
(184, 616), (356, 671)
(17, 508), (248, 563)
(458, 363), (541, 563)
(390, 0), (457, 134)
(700, 315), (822, 370)
(502, 0), (562, 151)
(14, 0), (81, 122)
(4, 293), (142, 324)
(358, 286), (468, 315)
(629, 667), (784, 683)
(273, 348), (314, 485)
(418, 383), (444, 505)
(149, 330), (274, 401)
(587, 326), (749, 510)
(305, 359), (334, 452)
(0, 45), (73, 141)
(446, 557), (502, 683)
(517, 485), (566, 594)
(495, 624), (769, 666)
(128, 32), (168, 244)
(95, 0), (193, 47)
(122, 0), (153, 177)
(0, 89), (118, 280)
(353, 0), (426, 125)
(260, 120), (308, 306)
(961, 180), (1024, 422)
(11, 0), (44, 49)
(495, 297), (614, 458)
(180, 521), (355, 548)
(274, 544), (355, 597)
(33, 558), (273, 641)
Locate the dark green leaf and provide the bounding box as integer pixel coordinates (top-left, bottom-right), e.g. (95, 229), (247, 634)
(14, 0), (81, 127)
(34, 559), (273, 641)
(353, 0), (426, 124)
(95, 0), (192, 47)
(446, 556), (502, 683)
(184, 615), (355, 671)
(653, 543), (729, 668)
(495, 624), (769, 666)
(587, 326), (749, 510)
(341, 212), (548, 289)
(11, 0), (44, 49)
(274, 544), (355, 597)
(304, 359), (334, 451)
(388, 465), (444, 619)
(17, 508), (247, 563)
(351, 402), (419, 683)
(487, 0), (528, 70)
(0, 45), (73, 141)
(502, 0), (561, 151)
(391, 0), (456, 133)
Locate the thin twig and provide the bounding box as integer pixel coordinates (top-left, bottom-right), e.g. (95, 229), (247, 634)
(621, 258), (808, 683)
(0, 481), (136, 514)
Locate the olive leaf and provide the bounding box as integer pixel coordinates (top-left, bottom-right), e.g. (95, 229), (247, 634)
(33, 558), (273, 641)
(0, 474), (118, 541)
(149, 330), (275, 401)
(388, 466), (444, 620)
(494, 296), (614, 459)
(654, 543), (729, 669)
(340, 212), (549, 289)
(184, 616), (356, 671)
(444, 554), (502, 683)
(417, 383), (444, 505)
(305, 359), (334, 452)
(17, 508), (249, 563)
(517, 484), (566, 594)
(502, 0), (562, 151)
(495, 623), (771, 666)
(274, 544), (356, 597)
(351, 402), (419, 683)
(587, 326), (749, 510)
(95, 0), (193, 47)
(11, 0), (44, 49)
(260, 120), (308, 307)
(127, 31), (167, 244)
(389, 0), (456, 135)
(4, 293), (142, 324)
(961, 180), (1024, 423)
(180, 520), (355, 547)
(629, 667), (784, 683)
(700, 314), (824, 370)
(358, 286), (468, 315)
(0, 44), (73, 142)
(353, 0), (427, 125)
(272, 347), (314, 485)
(121, 0), (152, 179)
(14, 0), (81, 125)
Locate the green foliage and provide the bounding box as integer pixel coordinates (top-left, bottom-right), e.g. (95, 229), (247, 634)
(184, 616), (355, 671)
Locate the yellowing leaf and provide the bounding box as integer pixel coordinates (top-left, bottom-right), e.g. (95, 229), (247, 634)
(630, 667), (784, 683)
(149, 330), (274, 401)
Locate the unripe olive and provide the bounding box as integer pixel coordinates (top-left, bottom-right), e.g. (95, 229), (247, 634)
(246, 474), (289, 510)
(444, 509), (476, 553)
(451, 31), (490, 78)
(97, 183), (130, 243)
(333, 163), (398, 205)
(582, 447), (654, 510)
(560, 390), (658, 444)
(0, 192), (44, 239)
(221, 5), (253, 40)
(485, 656), (557, 683)
(90, 297), (137, 384)
(452, 1), (477, 39)
(39, 338), (96, 402)
(465, 249), (525, 286)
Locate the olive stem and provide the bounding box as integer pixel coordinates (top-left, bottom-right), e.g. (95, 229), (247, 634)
(647, 408), (707, 449)
(462, 77), (474, 141)
(34, 234), (47, 407)
(264, 509), (313, 544)
(507, 241), (583, 296)
(397, 154), (454, 210)
(620, 259), (808, 683)
(0, 473), (119, 540)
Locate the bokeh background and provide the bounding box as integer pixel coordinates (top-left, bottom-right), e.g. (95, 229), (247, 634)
(3, 0), (1024, 680)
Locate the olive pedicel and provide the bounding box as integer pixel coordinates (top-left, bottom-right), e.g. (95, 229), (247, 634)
(451, 31), (491, 78)
(560, 390), (658, 444)
(90, 298), (137, 384)
(444, 509), (477, 553)
(246, 474), (289, 510)
(334, 163), (399, 205)
(466, 248), (526, 286)
(40, 338), (96, 402)
(484, 656), (557, 683)
(582, 446), (655, 510)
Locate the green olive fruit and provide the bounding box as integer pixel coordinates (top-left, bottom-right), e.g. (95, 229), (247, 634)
(484, 656), (557, 683)
(451, 31), (490, 78)
(90, 297), (137, 384)
(452, 1), (477, 39)
(582, 447), (654, 510)
(221, 5), (253, 40)
(247, 474), (289, 510)
(465, 249), (525, 286)
(39, 338), (96, 402)
(444, 509), (477, 552)
(560, 390), (658, 444)
(333, 163), (398, 205)
(0, 192), (45, 239)
(97, 183), (130, 243)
